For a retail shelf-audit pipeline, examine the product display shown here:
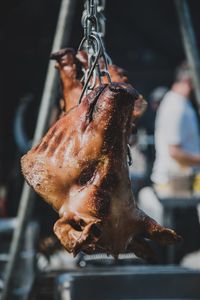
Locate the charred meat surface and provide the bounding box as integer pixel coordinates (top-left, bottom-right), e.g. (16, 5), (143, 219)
(21, 83), (181, 260)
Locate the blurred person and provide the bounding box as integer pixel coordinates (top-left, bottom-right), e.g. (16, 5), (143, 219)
(152, 62), (200, 193)
(138, 62), (200, 262)
(140, 62), (200, 217)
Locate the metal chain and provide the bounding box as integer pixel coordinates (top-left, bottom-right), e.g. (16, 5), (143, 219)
(78, 0), (111, 103)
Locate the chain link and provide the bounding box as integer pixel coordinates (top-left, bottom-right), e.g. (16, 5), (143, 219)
(78, 0), (111, 103)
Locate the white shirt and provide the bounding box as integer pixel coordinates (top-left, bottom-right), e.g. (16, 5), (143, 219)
(151, 91), (200, 184)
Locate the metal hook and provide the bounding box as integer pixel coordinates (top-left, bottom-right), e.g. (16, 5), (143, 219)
(78, 34), (102, 104)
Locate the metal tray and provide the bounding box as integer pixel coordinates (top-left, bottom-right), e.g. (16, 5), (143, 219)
(55, 265), (200, 300)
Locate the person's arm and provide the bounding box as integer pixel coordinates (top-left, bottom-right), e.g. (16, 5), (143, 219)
(169, 145), (200, 166)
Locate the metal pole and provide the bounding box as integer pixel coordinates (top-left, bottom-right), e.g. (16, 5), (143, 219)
(1, 0), (76, 299)
(175, 0), (200, 106)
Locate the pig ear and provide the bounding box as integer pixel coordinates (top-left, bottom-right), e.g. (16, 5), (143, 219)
(134, 208), (182, 245)
(133, 96), (147, 120)
(54, 215), (101, 256)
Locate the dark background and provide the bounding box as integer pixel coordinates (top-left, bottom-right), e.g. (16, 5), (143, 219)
(0, 0), (200, 215)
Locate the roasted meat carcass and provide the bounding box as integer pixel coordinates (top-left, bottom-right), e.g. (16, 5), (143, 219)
(21, 82), (181, 260)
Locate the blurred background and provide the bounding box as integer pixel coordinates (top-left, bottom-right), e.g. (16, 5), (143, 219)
(1, 0), (200, 299)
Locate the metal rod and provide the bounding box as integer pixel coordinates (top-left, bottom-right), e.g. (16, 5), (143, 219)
(175, 0), (200, 106)
(1, 0), (76, 299)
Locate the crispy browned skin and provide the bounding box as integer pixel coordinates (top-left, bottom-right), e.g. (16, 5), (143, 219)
(50, 48), (84, 112)
(50, 48), (146, 119)
(21, 83), (181, 260)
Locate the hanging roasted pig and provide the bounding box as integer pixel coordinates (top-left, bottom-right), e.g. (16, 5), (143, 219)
(21, 82), (181, 260)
